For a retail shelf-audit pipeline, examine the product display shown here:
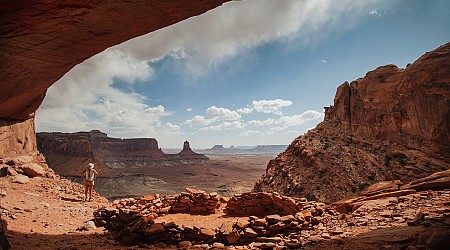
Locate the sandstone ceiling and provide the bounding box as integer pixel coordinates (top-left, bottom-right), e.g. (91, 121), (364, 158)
(0, 0), (229, 120)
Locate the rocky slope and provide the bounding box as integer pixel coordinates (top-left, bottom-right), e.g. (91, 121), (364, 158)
(37, 130), (208, 177)
(254, 43), (450, 203)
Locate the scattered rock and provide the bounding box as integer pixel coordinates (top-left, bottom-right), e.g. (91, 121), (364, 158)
(212, 242), (225, 249)
(12, 174), (29, 184)
(20, 163), (45, 177)
(178, 241), (192, 249)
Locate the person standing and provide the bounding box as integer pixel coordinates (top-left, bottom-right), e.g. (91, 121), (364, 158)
(80, 163), (98, 201)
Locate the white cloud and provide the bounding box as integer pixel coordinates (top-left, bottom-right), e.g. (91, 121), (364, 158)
(321, 59), (327, 63)
(164, 123), (180, 132)
(199, 121), (245, 131)
(205, 106), (241, 120)
(145, 105), (166, 114)
(186, 108), (193, 112)
(247, 118), (276, 127)
(240, 130), (261, 137)
(117, 0), (384, 78)
(266, 126), (286, 135)
(238, 99), (293, 115)
(185, 115), (211, 126)
(277, 110), (323, 127)
(35, 49), (174, 138)
(369, 9), (379, 16)
(186, 106), (241, 126)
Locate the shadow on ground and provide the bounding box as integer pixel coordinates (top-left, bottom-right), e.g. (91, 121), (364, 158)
(6, 225), (450, 250)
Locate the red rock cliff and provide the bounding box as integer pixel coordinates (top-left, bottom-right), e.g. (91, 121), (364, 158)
(255, 43), (450, 203)
(37, 131), (208, 176)
(327, 48), (449, 145)
(0, 0), (229, 159)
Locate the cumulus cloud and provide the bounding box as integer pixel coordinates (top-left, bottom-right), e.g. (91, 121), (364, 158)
(238, 99), (293, 115)
(277, 110), (323, 127)
(321, 59), (327, 63)
(186, 107), (323, 135)
(240, 130), (261, 137)
(186, 108), (193, 112)
(164, 123), (181, 132)
(35, 50), (172, 138)
(185, 106), (241, 125)
(199, 121), (244, 131)
(266, 126), (286, 135)
(145, 105), (166, 114)
(205, 106), (241, 120)
(247, 118), (276, 127)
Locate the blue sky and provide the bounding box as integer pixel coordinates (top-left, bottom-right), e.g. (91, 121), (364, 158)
(36, 0), (450, 149)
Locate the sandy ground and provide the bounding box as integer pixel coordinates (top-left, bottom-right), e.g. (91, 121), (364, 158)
(69, 156), (273, 200)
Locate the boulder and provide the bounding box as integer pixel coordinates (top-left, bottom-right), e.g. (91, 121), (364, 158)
(361, 180), (403, 197)
(144, 223), (165, 235)
(12, 174), (29, 184)
(20, 163), (45, 177)
(10, 156), (34, 165)
(226, 230), (241, 244)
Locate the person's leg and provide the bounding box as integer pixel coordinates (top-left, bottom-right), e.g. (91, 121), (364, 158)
(88, 186), (93, 201)
(84, 180), (88, 201)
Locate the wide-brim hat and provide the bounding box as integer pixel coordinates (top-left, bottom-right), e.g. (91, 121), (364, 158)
(88, 163), (95, 169)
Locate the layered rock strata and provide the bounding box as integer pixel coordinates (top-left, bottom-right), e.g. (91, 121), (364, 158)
(36, 130), (208, 176)
(255, 43), (450, 203)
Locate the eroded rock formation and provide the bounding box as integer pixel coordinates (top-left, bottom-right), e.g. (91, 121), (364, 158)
(255, 43), (450, 203)
(177, 140), (208, 159)
(37, 130), (207, 177)
(0, 0), (229, 160)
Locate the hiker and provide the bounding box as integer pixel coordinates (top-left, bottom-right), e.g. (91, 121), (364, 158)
(80, 163), (98, 201)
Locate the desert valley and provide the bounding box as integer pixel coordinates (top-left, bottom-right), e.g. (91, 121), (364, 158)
(1, 1), (450, 250)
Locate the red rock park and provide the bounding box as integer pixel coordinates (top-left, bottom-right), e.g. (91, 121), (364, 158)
(0, 1), (449, 249)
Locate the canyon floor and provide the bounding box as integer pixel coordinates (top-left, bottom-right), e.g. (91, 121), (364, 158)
(67, 156), (273, 200)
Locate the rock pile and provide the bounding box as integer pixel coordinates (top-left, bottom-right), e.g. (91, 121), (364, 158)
(111, 188), (221, 220)
(94, 171), (450, 248)
(94, 207), (220, 246)
(94, 191), (336, 247)
(224, 192), (311, 216)
(0, 154), (57, 183)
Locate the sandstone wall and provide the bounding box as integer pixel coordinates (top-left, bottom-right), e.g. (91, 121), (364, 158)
(0, 118), (37, 157)
(37, 132), (93, 157)
(326, 44), (450, 146)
